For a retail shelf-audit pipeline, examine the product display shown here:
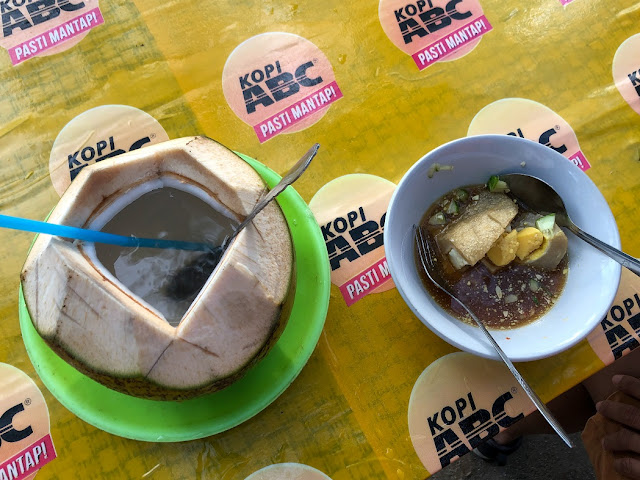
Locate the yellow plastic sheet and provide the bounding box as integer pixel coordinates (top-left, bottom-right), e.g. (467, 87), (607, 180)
(2, 1), (640, 478)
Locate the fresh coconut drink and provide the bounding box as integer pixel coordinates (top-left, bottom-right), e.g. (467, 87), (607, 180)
(21, 137), (294, 400)
(88, 184), (238, 327)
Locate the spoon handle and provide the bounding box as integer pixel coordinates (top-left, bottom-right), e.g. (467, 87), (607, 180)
(225, 143), (320, 246)
(566, 222), (640, 277)
(414, 226), (573, 448)
(452, 297), (575, 448)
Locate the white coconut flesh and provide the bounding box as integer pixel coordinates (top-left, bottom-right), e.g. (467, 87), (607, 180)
(20, 137), (294, 399)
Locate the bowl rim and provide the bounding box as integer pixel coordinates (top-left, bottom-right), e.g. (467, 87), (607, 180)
(385, 134), (622, 361)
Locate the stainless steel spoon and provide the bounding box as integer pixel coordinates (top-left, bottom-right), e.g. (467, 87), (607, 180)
(502, 173), (640, 276)
(165, 143), (320, 300)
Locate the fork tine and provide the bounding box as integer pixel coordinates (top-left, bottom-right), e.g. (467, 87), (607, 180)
(415, 224), (445, 293)
(415, 226), (437, 276)
(414, 225), (428, 273)
(422, 230), (437, 271)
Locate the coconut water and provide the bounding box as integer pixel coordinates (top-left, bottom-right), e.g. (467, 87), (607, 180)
(91, 183), (238, 326)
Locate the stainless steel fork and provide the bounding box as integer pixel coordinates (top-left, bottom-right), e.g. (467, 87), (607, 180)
(414, 225), (574, 448)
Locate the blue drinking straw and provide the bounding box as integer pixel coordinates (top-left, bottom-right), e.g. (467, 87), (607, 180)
(0, 213), (212, 252)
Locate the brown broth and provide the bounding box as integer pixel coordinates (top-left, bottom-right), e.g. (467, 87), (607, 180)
(416, 185), (568, 330)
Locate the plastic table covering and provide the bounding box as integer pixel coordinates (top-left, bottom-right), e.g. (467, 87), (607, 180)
(1, 0), (640, 479)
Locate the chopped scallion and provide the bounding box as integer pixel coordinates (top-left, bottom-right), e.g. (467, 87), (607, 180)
(487, 175), (509, 193)
(536, 214), (556, 236)
(427, 163), (454, 179)
(446, 200), (459, 215)
(428, 212), (447, 225)
(455, 189), (469, 202)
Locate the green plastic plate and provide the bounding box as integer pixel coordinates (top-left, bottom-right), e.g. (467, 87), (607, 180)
(18, 154), (330, 442)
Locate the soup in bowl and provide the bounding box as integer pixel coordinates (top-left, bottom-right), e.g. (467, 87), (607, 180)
(385, 135), (621, 361)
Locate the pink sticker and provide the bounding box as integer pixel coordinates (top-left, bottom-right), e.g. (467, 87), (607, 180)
(339, 257), (393, 306)
(379, 0), (491, 70)
(0, 364), (56, 480)
(409, 353), (534, 474)
(8, 7), (104, 65)
(613, 34), (640, 116)
(587, 269), (640, 365)
(223, 33), (342, 142)
(253, 81), (344, 143)
(568, 151), (590, 172)
(411, 15), (492, 70)
(468, 98), (592, 171)
(558, 0), (574, 5)
(48, 105), (170, 196)
(0, 435), (57, 480)
(309, 174), (397, 307)
(0, 0), (103, 65)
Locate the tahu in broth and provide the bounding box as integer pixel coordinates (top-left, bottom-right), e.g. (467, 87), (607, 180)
(416, 184), (568, 329)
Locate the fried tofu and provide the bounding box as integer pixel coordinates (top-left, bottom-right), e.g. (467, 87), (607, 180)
(436, 191), (518, 268)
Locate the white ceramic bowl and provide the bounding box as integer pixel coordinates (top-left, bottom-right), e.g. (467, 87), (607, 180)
(385, 135), (621, 361)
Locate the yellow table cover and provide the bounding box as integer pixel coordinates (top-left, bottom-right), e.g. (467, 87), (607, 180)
(1, 0), (640, 478)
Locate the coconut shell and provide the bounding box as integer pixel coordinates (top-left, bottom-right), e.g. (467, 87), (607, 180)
(21, 136), (294, 400)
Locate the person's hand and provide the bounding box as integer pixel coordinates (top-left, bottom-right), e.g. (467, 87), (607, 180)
(596, 374), (640, 479)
